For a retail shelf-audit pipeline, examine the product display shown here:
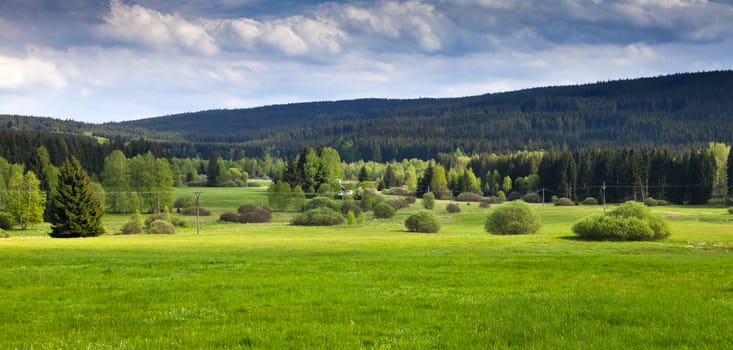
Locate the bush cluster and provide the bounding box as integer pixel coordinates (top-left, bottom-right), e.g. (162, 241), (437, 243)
(521, 192), (542, 203)
(581, 197), (598, 205)
(382, 187), (412, 196)
(572, 201), (670, 241)
(554, 197), (575, 206)
(373, 203), (396, 218)
(148, 220), (175, 234)
(446, 203), (461, 213)
(386, 198), (411, 210)
(644, 197), (669, 207)
(291, 207), (345, 226)
(145, 211), (186, 229)
(728, 207), (733, 214)
(485, 201), (540, 235)
(304, 197), (340, 211)
(340, 199), (363, 217)
(455, 192), (485, 202)
(220, 205), (272, 224)
(0, 213), (14, 230)
(405, 210), (440, 233)
(479, 201), (491, 209)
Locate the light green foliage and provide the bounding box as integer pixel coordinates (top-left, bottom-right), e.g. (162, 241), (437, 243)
(501, 175), (513, 194)
(346, 210), (357, 225)
(304, 196), (339, 211)
(422, 192), (435, 210)
(405, 169), (418, 190)
(291, 207), (345, 226)
(318, 147), (343, 184)
(572, 201), (670, 241)
(709, 142), (730, 200)
(291, 185), (305, 212)
(431, 164), (450, 199)
(121, 211), (144, 234)
(405, 210), (440, 233)
(485, 201), (540, 235)
(5, 171), (46, 229)
(127, 152), (174, 213)
(267, 181), (292, 212)
(360, 191), (378, 210)
(373, 202), (396, 219)
(148, 219), (175, 234)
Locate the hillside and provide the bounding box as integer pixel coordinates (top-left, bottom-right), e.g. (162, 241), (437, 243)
(113, 71), (733, 160)
(3, 71), (733, 161)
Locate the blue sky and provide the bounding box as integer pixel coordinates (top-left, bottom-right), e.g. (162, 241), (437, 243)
(1, 0), (732, 123)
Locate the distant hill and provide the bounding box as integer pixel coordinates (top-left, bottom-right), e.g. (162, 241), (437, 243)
(3, 71), (733, 161)
(112, 70), (733, 160)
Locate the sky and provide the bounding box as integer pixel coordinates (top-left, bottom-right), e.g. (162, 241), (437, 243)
(1, 0), (732, 123)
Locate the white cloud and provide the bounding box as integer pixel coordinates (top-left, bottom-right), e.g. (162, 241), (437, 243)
(0, 53), (67, 90)
(98, 0), (218, 55)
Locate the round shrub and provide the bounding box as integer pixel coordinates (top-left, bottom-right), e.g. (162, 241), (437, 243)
(291, 207), (345, 226)
(581, 197), (598, 205)
(237, 204), (259, 214)
(479, 201), (491, 209)
(728, 207), (733, 214)
(148, 220), (175, 234)
(120, 212), (144, 235)
(240, 208), (272, 223)
(446, 203), (461, 213)
(340, 199), (363, 216)
(181, 207), (211, 216)
(485, 201), (540, 235)
(360, 191), (378, 210)
(644, 197), (669, 207)
(0, 213), (14, 230)
(572, 201), (670, 241)
(387, 198), (409, 210)
(304, 197), (339, 211)
(455, 192), (484, 202)
(405, 210), (440, 233)
(219, 211), (242, 223)
(521, 192), (542, 203)
(373, 202), (396, 218)
(422, 192), (436, 210)
(404, 196), (417, 204)
(554, 197), (575, 206)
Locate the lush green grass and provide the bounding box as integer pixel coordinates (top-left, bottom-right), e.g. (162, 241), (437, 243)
(1, 194), (732, 348)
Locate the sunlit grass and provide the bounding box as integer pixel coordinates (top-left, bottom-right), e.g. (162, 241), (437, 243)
(1, 194), (732, 348)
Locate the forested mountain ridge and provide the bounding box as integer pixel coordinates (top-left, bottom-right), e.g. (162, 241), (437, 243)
(2, 70), (733, 161)
(113, 70), (733, 160)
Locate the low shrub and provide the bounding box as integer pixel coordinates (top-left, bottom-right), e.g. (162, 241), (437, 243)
(644, 197), (669, 207)
(386, 198), (409, 210)
(148, 220), (175, 234)
(145, 211), (186, 228)
(373, 202), (396, 218)
(219, 211), (242, 223)
(483, 196), (504, 204)
(240, 208), (272, 223)
(304, 197), (340, 211)
(404, 196), (417, 204)
(554, 197), (575, 206)
(572, 201), (670, 241)
(382, 187), (411, 196)
(581, 197), (598, 205)
(485, 201), (540, 235)
(291, 207), (345, 226)
(237, 204), (259, 214)
(521, 192), (542, 203)
(479, 201), (491, 209)
(173, 196), (195, 211)
(455, 192), (484, 202)
(360, 191), (379, 210)
(120, 212), (144, 235)
(340, 199), (363, 217)
(446, 203), (461, 213)
(405, 210), (440, 233)
(728, 207), (733, 214)
(0, 213), (14, 230)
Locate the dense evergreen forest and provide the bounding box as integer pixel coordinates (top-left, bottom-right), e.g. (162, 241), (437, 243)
(114, 70), (733, 160)
(2, 71), (732, 161)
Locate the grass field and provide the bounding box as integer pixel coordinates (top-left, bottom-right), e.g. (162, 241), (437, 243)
(1, 187), (732, 348)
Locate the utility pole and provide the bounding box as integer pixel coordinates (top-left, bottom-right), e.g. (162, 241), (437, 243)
(602, 181), (607, 215)
(193, 191), (202, 234)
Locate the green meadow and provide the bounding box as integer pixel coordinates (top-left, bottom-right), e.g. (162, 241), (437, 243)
(1, 187), (732, 349)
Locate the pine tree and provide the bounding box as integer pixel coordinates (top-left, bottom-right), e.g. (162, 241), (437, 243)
(47, 157), (105, 238)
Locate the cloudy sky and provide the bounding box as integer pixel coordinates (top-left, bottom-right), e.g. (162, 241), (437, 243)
(1, 0), (732, 123)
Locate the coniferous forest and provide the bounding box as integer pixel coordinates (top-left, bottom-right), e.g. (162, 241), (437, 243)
(0, 71), (732, 210)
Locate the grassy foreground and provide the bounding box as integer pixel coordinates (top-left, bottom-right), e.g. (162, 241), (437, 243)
(1, 188), (732, 349)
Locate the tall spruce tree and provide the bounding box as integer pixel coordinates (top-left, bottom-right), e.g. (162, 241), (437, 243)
(47, 157), (105, 238)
